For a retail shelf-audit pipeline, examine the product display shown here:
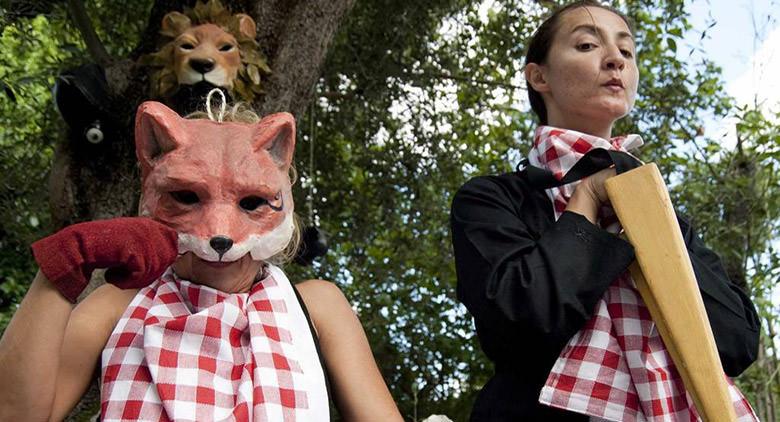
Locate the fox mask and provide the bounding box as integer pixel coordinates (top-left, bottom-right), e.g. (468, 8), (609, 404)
(135, 101), (295, 262)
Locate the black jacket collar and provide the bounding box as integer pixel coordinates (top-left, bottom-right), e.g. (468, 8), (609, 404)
(516, 149), (643, 190)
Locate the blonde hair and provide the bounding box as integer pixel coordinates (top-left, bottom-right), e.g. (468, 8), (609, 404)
(186, 101), (263, 124)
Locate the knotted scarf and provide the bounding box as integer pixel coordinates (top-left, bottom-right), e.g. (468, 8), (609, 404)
(100, 265), (329, 421)
(528, 126), (756, 421)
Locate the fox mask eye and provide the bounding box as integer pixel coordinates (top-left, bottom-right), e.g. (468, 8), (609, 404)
(167, 190), (283, 210)
(239, 196), (267, 211)
(170, 190), (200, 205)
(239, 192), (283, 212)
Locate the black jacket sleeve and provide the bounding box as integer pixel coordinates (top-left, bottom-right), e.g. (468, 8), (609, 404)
(679, 216), (760, 376)
(451, 175), (760, 375)
(450, 176), (636, 350)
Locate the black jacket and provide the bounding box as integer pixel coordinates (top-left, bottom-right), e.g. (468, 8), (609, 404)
(450, 166), (760, 421)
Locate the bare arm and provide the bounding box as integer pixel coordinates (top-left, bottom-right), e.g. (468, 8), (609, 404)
(296, 280), (403, 422)
(0, 271), (133, 421)
(50, 283), (137, 420)
(0, 271), (73, 421)
(1, 217), (176, 420)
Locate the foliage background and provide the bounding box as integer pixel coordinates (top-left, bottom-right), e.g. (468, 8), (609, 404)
(0, 0), (778, 420)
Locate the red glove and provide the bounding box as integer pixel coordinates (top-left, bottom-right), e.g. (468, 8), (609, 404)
(31, 217), (178, 303)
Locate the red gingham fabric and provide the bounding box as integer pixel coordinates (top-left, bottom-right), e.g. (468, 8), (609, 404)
(528, 126), (757, 421)
(101, 265), (329, 421)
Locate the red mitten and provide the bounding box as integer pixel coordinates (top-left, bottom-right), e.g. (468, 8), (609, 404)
(31, 217), (178, 303)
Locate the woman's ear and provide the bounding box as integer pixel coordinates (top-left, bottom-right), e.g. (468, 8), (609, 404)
(524, 63), (550, 93)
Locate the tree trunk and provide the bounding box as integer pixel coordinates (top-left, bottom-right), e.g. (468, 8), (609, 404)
(720, 128), (755, 292)
(51, 0), (355, 228)
(252, 0), (356, 117)
(57, 0), (355, 418)
(721, 126), (772, 418)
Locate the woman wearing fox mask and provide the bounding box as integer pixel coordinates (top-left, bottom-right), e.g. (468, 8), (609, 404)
(0, 99), (403, 421)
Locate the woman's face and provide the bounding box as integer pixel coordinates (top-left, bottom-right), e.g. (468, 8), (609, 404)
(527, 6), (638, 135)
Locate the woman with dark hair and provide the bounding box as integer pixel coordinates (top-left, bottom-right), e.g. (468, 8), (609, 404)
(450, 1), (760, 420)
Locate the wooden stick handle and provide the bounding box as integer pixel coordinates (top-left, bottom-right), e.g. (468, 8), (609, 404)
(605, 163), (735, 421)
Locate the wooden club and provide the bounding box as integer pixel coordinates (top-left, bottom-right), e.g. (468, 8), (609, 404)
(605, 163), (736, 421)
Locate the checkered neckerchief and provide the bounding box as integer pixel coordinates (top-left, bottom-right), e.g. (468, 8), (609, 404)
(101, 265), (329, 421)
(528, 126), (757, 421)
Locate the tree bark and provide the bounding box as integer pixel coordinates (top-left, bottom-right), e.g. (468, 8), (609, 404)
(252, 0), (356, 117)
(51, 0), (356, 228)
(56, 0), (356, 418)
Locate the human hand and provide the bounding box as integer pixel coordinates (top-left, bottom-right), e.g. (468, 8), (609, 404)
(31, 217), (178, 302)
(581, 166), (617, 205)
(566, 167), (617, 224)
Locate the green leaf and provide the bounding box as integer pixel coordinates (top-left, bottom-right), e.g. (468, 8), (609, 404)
(666, 37), (677, 53)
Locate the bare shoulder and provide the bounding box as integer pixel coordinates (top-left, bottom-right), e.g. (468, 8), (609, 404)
(294, 280), (353, 336)
(293, 280), (403, 420)
(295, 279), (349, 309)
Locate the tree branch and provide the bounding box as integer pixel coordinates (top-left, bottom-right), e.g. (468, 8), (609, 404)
(672, 114), (723, 183)
(254, 0), (357, 118)
(66, 0), (112, 67)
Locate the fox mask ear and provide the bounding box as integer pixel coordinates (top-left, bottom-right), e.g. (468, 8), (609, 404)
(135, 101), (186, 175)
(253, 112), (296, 169)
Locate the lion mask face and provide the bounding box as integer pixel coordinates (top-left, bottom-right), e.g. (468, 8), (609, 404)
(163, 9), (256, 90)
(142, 0), (269, 102)
(171, 23), (242, 89)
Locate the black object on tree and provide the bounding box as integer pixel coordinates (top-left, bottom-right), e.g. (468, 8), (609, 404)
(294, 226), (329, 266)
(53, 63), (118, 147)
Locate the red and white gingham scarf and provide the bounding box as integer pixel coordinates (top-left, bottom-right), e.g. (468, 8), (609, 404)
(528, 126), (757, 421)
(100, 265), (329, 421)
